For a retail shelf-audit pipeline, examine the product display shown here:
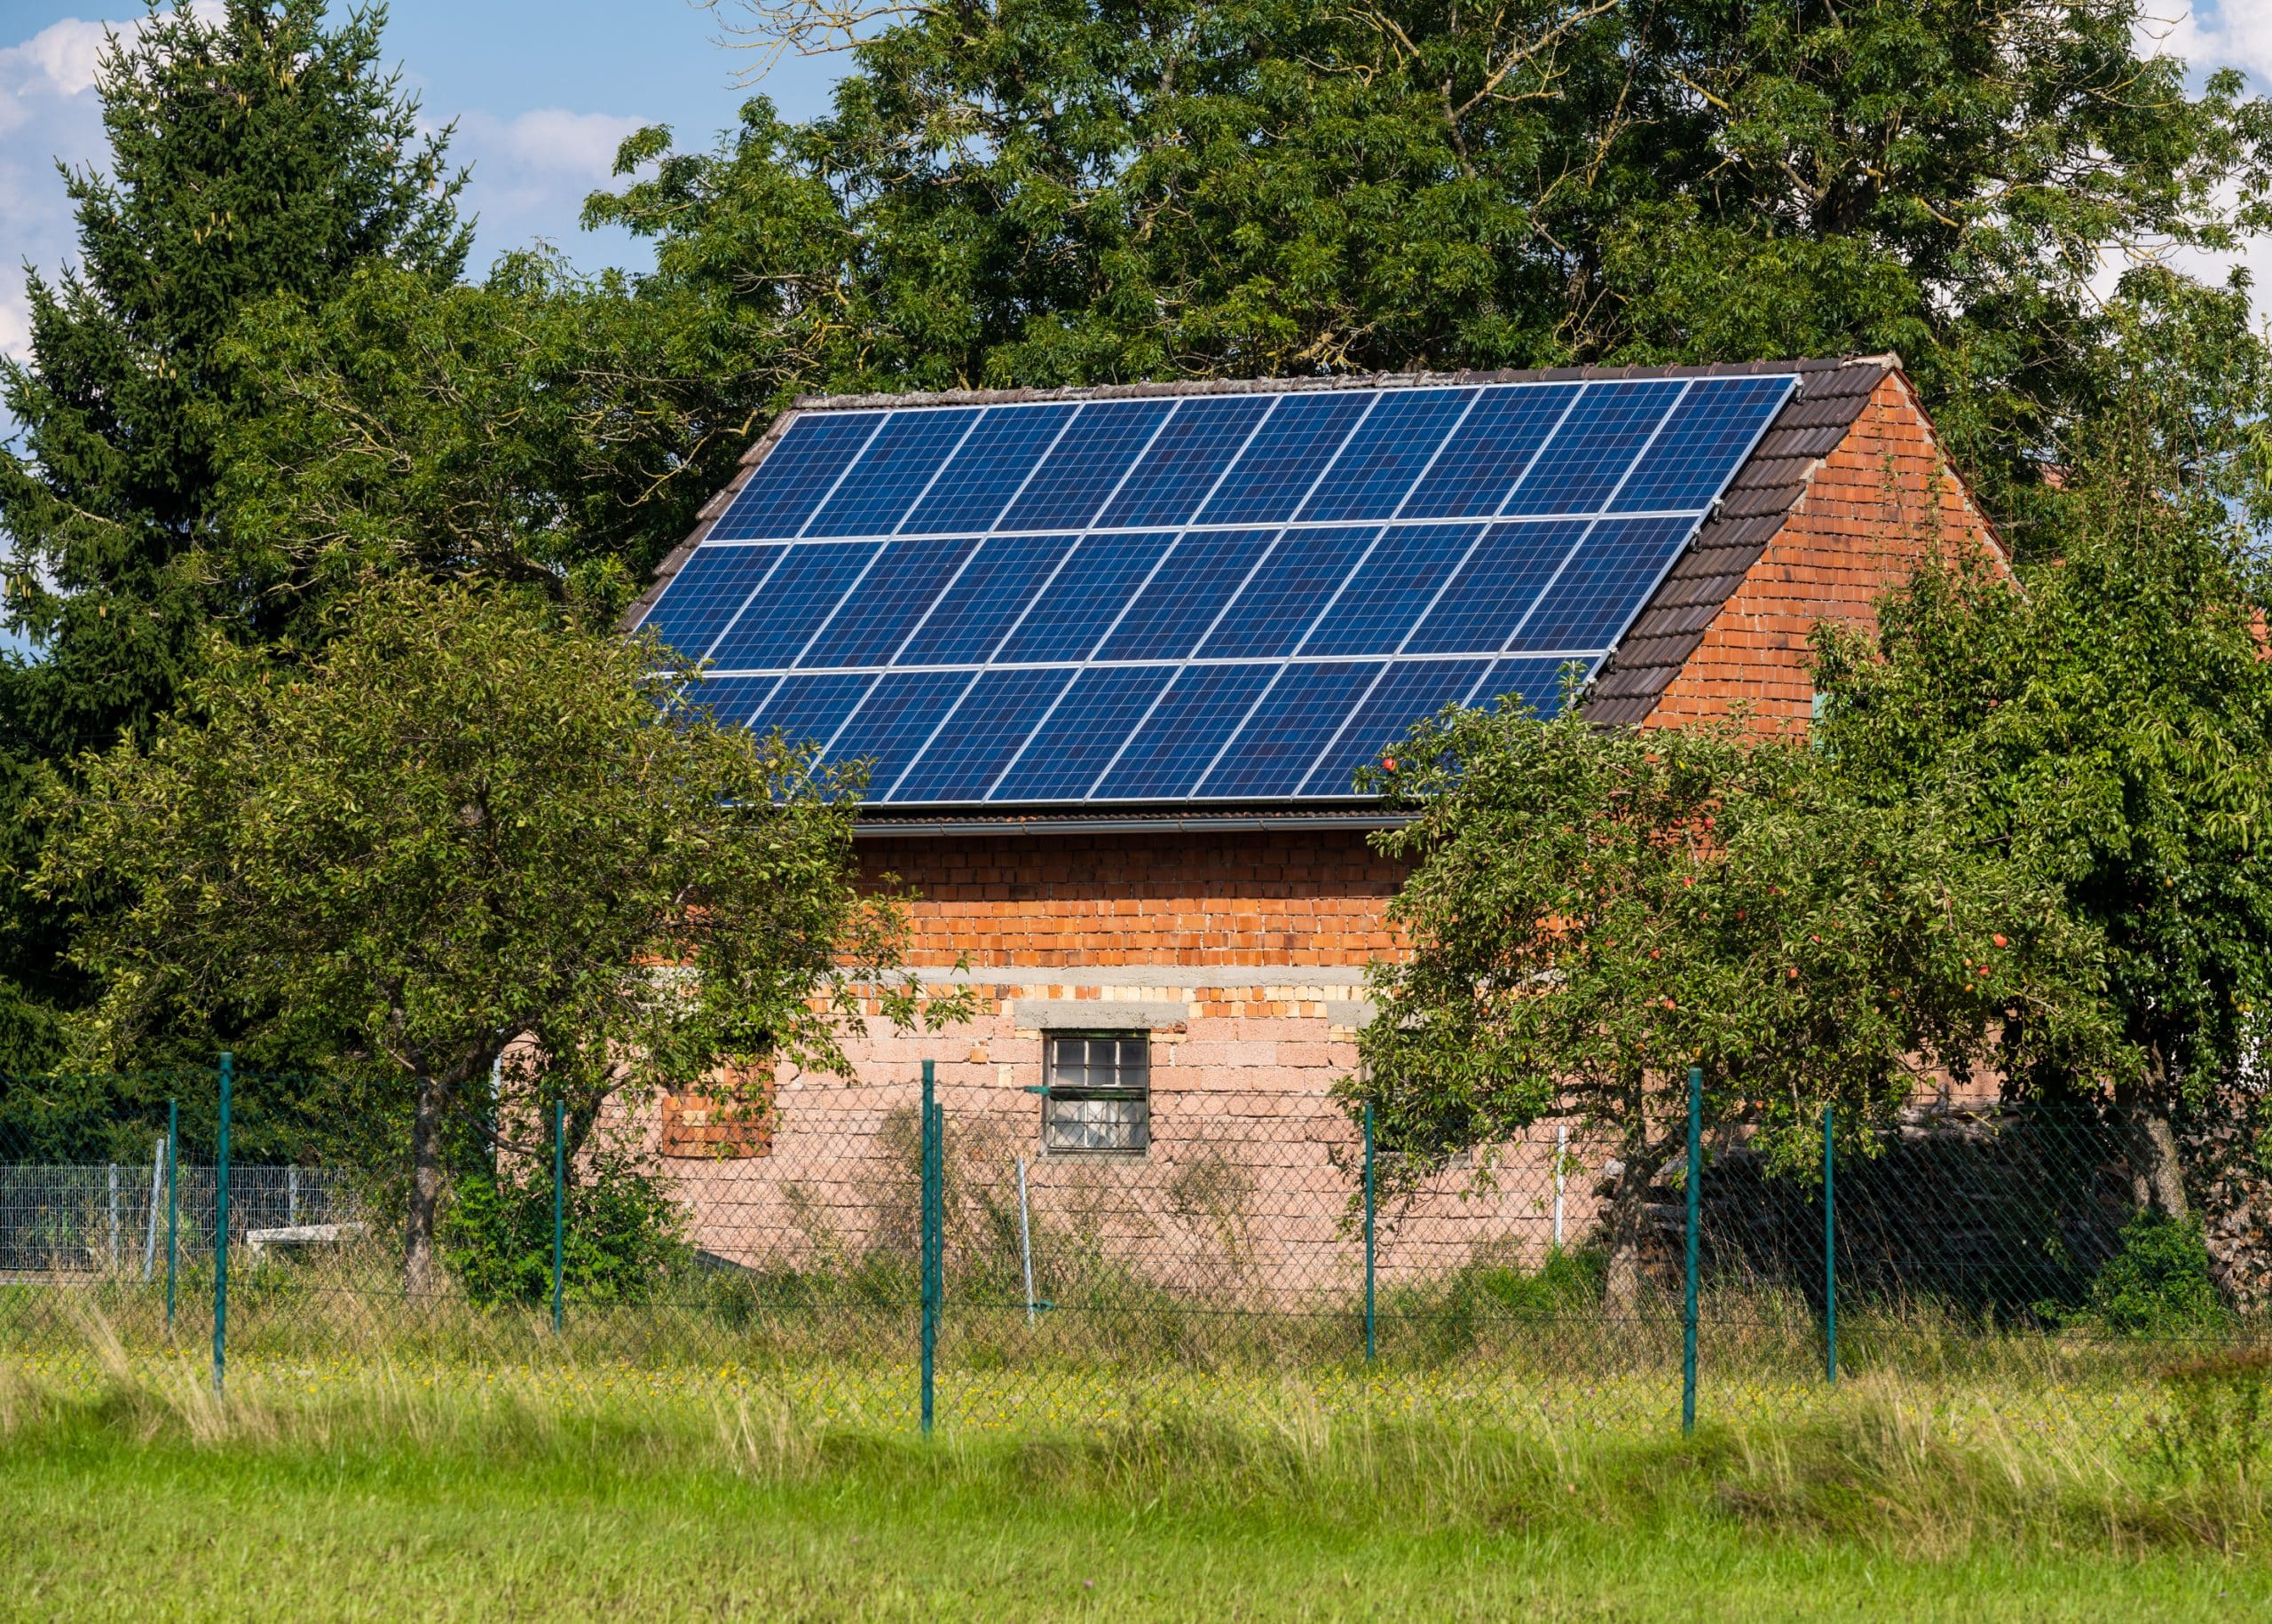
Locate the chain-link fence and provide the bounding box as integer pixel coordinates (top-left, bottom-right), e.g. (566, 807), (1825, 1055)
(0, 1058), (2252, 1439)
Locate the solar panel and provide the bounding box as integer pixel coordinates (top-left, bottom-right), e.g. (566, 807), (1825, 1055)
(636, 371), (1795, 803)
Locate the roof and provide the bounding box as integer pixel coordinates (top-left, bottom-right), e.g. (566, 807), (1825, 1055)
(628, 355), (1900, 831)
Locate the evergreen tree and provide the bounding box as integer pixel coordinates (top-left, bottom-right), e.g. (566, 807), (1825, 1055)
(0, 0), (465, 1064)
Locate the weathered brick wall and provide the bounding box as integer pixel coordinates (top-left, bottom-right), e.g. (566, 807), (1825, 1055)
(859, 829), (1406, 970)
(1645, 368), (2005, 730)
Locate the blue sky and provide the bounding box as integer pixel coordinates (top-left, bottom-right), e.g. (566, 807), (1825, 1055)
(4, 2), (2271, 655)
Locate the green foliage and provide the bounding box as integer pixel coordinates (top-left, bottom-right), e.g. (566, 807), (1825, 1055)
(0, 0), (469, 1065)
(1346, 696), (2109, 1202)
(27, 577), (971, 1281)
(2079, 1213), (2229, 1338)
(604, 0), (2270, 516)
(0, 0), (467, 746)
(1812, 377), (2272, 1146)
(2148, 1350), (2272, 1481)
(441, 1148), (690, 1310)
(212, 251), (745, 637)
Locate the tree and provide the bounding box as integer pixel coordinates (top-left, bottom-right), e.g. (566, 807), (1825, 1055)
(211, 252), (755, 640)
(1344, 697), (2106, 1305)
(30, 579), (969, 1289)
(604, 0), (2268, 520)
(1811, 381), (2272, 1224)
(0, 0), (467, 1060)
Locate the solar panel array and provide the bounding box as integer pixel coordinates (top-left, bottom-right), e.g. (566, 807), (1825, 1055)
(638, 374), (1795, 804)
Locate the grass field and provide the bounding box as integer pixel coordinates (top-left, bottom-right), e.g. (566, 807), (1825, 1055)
(1, 1344), (2268, 1620)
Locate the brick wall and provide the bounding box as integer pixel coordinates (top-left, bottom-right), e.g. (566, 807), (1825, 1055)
(859, 829), (1406, 971)
(1645, 368), (2006, 730)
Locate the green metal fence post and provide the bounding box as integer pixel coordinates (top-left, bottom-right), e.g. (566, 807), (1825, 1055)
(552, 1096), (565, 1336)
(213, 1052), (233, 1397)
(165, 1097), (178, 1336)
(1823, 1103), (1838, 1385)
(1363, 1102), (1377, 1363)
(919, 1058), (939, 1436)
(1682, 1062), (1700, 1436)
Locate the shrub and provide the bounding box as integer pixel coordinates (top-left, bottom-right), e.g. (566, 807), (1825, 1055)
(2079, 1212), (2229, 1336)
(441, 1149), (689, 1308)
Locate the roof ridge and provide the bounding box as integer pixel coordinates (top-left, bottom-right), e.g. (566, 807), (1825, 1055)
(788, 355), (1892, 414)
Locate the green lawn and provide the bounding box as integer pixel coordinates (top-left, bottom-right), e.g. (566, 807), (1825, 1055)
(0, 1356), (2267, 1619)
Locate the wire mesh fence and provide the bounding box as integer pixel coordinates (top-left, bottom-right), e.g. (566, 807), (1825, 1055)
(0, 1058), (2255, 1440)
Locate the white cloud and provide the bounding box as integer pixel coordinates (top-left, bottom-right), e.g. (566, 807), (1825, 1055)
(2157, 0), (2272, 85)
(493, 107), (646, 178)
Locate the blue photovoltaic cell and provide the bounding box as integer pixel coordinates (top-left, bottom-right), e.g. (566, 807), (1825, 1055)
(635, 544), (780, 658)
(990, 665), (1180, 801)
(998, 401), (1175, 532)
(795, 538), (974, 668)
(1096, 396), (1274, 530)
(893, 666), (1076, 802)
(707, 413), (880, 541)
(1198, 527), (1381, 660)
(746, 671), (876, 750)
(1510, 516), (1694, 652)
(805, 408), (979, 537)
(1300, 658), (1495, 794)
(900, 405), (1077, 534)
(1298, 389), (1476, 523)
(1610, 376), (1790, 513)
(680, 674), (774, 729)
(640, 370), (1802, 803)
(1200, 661), (1385, 798)
(1301, 524), (1485, 658)
(1093, 529), (1279, 661)
(829, 671), (974, 792)
(893, 533), (1076, 667)
(1400, 521), (1589, 654)
(708, 541), (884, 670)
(1092, 663), (1280, 800)
(1195, 392), (1374, 525)
(1501, 382), (1684, 516)
(994, 532), (1177, 664)
(1472, 656), (1582, 718)
(1400, 384), (1583, 518)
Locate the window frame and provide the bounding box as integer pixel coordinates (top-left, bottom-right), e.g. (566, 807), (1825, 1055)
(1038, 1029), (1152, 1156)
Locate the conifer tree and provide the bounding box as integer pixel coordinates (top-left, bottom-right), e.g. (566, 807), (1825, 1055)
(0, 1), (464, 1063)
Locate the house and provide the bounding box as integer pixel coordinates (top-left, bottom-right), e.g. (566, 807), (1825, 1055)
(619, 356), (2004, 1294)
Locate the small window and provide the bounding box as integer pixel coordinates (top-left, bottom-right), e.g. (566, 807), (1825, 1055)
(1043, 1032), (1150, 1154)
